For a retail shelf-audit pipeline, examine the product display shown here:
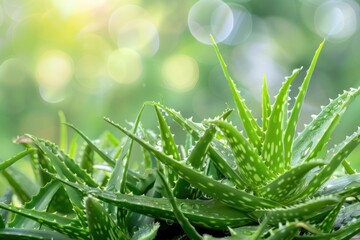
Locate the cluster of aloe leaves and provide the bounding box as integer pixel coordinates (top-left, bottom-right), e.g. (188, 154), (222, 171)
(2, 39), (360, 239)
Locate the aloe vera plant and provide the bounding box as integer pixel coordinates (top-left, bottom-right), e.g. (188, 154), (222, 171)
(1, 39), (360, 239)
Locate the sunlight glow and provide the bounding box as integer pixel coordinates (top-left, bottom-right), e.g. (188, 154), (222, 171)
(162, 54), (199, 92)
(108, 5), (159, 56)
(52, 0), (106, 17)
(107, 48), (143, 84)
(35, 50), (73, 103)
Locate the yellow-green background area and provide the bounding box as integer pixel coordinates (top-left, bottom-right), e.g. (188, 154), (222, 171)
(1, 0), (360, 193)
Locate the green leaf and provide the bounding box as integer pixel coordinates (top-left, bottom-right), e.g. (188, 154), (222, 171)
(253, 196), (340, 225)
(0, 228), (72, 240)
(211, 36), (263, 152)
(85, 196), (126, 240)
(68, 132), (78, 159)
(262, 67), (302, 174)
(284, 41), (325, 168)
(267, 222), (299, 240)
(106, 118), (280, 211)
(106, 104), (145, 234)
(146, 102), (204, 136)
(335, 201), (360, 228)
(296, 127), (360, 199)
(0, 202), (88, 239)
(257, 161), (325, 202)
(318, 198), (344, 233)
(62, 152), (98, 188)
(211, 119), (275, 188)
(155, 106), (181, 187)
(157, 170), (202, 240)
(155, 107), (180, 158)
(130, 222), (160, 240)
(342, 159), (357, 174)
(80, 144), (95, 174)
(316, 173), (360, 197)
(2, 167), (39, 203)
(28, 136), (87, 224)
(262, 75), (271, 133)
(173, 125), (216, 199)
(148, 102), (247, 188)
(0, 190), (12, 228)
(0, 148), (36, 171)
(58, 178), (254, 230)
(65, 124), (115, 166)
(292, 86), (360, 165)
(58, 111), (68, 153)
(267, 221), (322, 240)
(297, 217), (360, 239)
(9, 180), (61, 229)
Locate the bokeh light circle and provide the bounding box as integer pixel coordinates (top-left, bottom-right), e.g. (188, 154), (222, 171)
(35, 50), (73, 103)
(2, 0), (29, 21)
(223, 4), (252, 45)
(0, 58), (27, 86)
(108, 5), (159, 56)
(314, 0), (358, 41)
(107, 48), (143, 84)
(188, 0), (234, 44)
(162, 54), (199, 92)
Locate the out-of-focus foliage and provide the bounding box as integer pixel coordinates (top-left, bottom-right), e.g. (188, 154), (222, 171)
(1, 0), (360, 169)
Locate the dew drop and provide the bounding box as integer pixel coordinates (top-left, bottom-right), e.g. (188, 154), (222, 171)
(300, 142), (313, 159)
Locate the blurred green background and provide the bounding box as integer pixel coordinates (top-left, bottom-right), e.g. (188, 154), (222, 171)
(1, 0), (360, 167)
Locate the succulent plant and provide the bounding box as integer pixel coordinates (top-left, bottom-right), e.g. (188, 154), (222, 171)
(1, 39), (360, 239)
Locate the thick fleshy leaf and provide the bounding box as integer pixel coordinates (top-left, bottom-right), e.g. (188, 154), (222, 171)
(158, 171), (202, 240)
(0, 228), (72, 240)
(211, 119), (275, 188)
(292, 86), (360, 165)
(173, 125), (216, 199)
(262, 67), (302, 174)
(295, 127), (360, 200)
(132, 102), (246, 190)
(267, 222), (299, 240)
(107, 105), (144, 234)
(0, 202), (88, 239)
(130, 222), (160, 240)
(80, 144), (95, 174)
(0, 148), (36, 171)
(316, 173), (360, 197)
(155, 106), (180, 161)
(253, 196), (340, 224)
(62, 153), (98, 188)
(9, 180), (61, 229)
(335, 202), (360, 228)
(58, 179), (253, 229)
(65, 124), (115, 166)
(211, 36), (263, 151)
(58, 111), (68, 153)
(155, 106), (180, 187)
(318, 198), (344, 233)
(146, 102), (204, 137)
(28, 136), (87, 224)
(105, 118), (280, 211)
(257, 161), (325, 202)
(299, 216), (360, 239)
(2, 167), (39, 203)
(85, 197), (126, 240)
(284, 41), (325, 167)
(0, 190), (12, 227)
(262, 75), (271, 133)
